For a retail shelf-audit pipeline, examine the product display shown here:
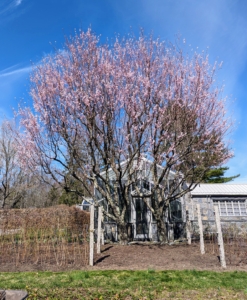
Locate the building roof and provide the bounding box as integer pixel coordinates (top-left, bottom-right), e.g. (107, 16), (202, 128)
(100, 156), (175, 181)
(191, 184), (247, 196)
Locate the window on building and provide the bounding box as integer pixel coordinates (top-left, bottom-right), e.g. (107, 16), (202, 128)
(170, 199), (182, 220)
(213, 200), (247, 216)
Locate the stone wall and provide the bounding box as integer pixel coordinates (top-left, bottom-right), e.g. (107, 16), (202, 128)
(189, 195), (247, 233)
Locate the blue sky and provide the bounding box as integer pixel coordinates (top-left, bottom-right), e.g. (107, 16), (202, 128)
(1, 0), (247, 182)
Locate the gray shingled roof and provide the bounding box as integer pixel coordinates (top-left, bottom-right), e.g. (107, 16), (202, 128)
(191, 184), (247, 196)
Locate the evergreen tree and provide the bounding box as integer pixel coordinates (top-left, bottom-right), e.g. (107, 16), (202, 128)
(202, 167), (239, 183)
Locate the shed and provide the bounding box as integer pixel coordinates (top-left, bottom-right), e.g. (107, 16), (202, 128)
(189, 184), (247, 229)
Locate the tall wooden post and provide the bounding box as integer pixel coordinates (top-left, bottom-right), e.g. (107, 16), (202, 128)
(186, 210), (191, 245)
(197, 204), (205, 254)
(101, 209), (105, 246)
(89, 205), (94, 266)
(214, 205), (226, 268)
(97, 206), (102, 254)
(101, 230), (105, 245)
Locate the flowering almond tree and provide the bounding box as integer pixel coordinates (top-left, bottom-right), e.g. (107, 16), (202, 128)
(16, 29), (232, 243)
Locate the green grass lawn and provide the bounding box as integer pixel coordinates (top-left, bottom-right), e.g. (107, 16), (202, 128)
(1, 269), (247, 299)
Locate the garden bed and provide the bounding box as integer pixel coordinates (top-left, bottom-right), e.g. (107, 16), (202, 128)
(1, 241), (247, 272)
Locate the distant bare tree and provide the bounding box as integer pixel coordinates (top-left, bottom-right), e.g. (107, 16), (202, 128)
(0, 121), (58, 209)
(0, 121), (24, 208)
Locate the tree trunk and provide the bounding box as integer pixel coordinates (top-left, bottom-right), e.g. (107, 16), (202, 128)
(156, 216), (167, 243)
(117, 221), (128, 245)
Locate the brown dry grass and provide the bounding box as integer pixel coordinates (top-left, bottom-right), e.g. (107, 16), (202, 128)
(0, 205), (90, 268)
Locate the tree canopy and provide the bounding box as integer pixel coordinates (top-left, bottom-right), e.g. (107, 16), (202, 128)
(15, 29), (232, 242)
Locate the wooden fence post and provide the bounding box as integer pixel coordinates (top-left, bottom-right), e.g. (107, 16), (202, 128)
(89, 204), (94, 266)
(214, 205), (226, 268)
(186, 210), (191, 245)
(101, 209), (105, 246)
(97, 206), (102, 254)
(197, 204), (205, 254)
(101, 230), (105, 245)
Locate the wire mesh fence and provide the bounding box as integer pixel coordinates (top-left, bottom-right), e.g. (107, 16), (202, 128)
(191, 222), (247, 266)
(0, 205), (90, 268)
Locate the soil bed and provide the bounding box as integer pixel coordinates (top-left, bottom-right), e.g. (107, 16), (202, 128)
(1, 241), (247, 272)
(93, 242), (247, 272)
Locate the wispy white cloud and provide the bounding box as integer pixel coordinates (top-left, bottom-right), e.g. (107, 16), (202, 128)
(15, 0), (23, 7)
(0, 65), (32, 78)
(0, 2), (16, 16)
(0, 0), (25, 21)
(0, 64), (32, 118)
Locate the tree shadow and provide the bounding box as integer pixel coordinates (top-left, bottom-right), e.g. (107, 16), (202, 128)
(101, 246), (113, 253)
(95, 255), (110, 264)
